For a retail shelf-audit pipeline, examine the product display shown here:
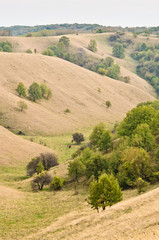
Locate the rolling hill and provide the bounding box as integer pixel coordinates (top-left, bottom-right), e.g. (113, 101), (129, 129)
(0, 51), (155, 135)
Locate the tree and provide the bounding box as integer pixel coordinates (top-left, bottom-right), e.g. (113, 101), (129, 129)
(31, 171), (53, 191)
(68, 159), (85, 182)
(98, 130), (112, 152)
(112, 43), (125, 59)
(46, 88), (52, 100)
(28, 82), (42, 101)
(105, 100), (112, 108)
(89, 122), (105, 148)
(50, 176), (64, 191)
(59, 36), (70, 47)
(88, 39), (97, 53)
(85, 153), (108, 180)
(89, 173), (122, 211)
(118, 147), (152, 188)
(16, 82), (27, 97)
(36, 160), (44, 174)
(42, 49), (54, 56)
(105, 64), (120, 79)
(26, 49), (32, 53)
(17, 100), (28, 111)
(26, 153), (58, 176)
(40, 83), (48, 98)
(118, 105), (157, 137)
(131, 124), (155, 151)
(136, 177), (149, 194)
(72, 133), (85, 144)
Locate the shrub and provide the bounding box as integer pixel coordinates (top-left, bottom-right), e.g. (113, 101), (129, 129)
(40, 83), (48, 98)
(17, 100), (28, 111)
(68, 159), (85, 182)
(64, 108), (71, 113)
(88, 39), (97, 53)
(42, 49), (54, 56)
(89, 122), (105, 148)
(112, 43), (125, 59)
(16, 82), (27, 97)
(26, 153), (58, 176)
(89, 173), (122, 211)
(72, 133), (85, 144)
(136, 177), (149, 194)
(26, 49), (32, 53)
(31, 171), (53, 191)
(98, 130), (112, 152)
(28, 82), (42, 101)
(59, 36), (70, 47)
(105, 100), (112, 108)
(50, 176), (64, 191)
(97, 68), (106, 75)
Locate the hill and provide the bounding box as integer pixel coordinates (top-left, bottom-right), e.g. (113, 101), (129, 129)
(0, 52), (154, 135)
(0, 125), (53, 166)
(24, 186), (159, 240)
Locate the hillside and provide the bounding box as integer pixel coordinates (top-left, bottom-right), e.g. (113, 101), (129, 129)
(24, 186), (159, 240)
(0, 52), (154, 135)
(0, 125), (53, 166)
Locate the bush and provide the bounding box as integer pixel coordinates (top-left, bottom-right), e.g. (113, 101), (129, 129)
(59, 36), (70, 47)
(112, 43), (125, 59)
(68, 159), (85, 182)
(136, 177), (149, 194)
(0, 41), (12, 52)
(26, 49), (32, 53)
(17, 100), (28, 111)
(50, 176), (64, 191)
(31, 171), (53, 191)
(16, 82), (27, 97)
(42, 49), (54, 56)
(89, 122), (105, 148)
(26, 153), (58, 176)
(105, 100), (112, 108)
(88, 39), (97, 53)
(28, 82), (42, 101)
(64, 108), (71, 113)
(72, 133), (85, 144)
(89, 173), (122, 211)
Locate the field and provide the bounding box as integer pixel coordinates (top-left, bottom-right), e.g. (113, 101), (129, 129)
(0, 32), (159, 240)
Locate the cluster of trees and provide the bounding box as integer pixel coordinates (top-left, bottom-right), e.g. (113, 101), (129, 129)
(16, 82), (52, 102)
(68, 100), (159, 210)
(131, 42), (159, 95)
(109, 33), (133, 48)
(43, 38), (121, 80)
(27, 153), (64, 191)
(0, 41), (12, 52)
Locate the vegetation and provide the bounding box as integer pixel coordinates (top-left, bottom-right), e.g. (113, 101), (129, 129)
(26, 49), (32, 53)
(28, 82), (42, 101)
(68, 159), (85, 182)
(31, 171), (53, 191)
(112, 43), (125, 59)
(26, 153), (58, 176)
(89, 173), (122, 211)
(17, 100), (28, 111)
(88, 39), (97, 52)
(72, 133), (85, 144)
(16, 82), (27, 97)
(105, 100), (112, 108)
(0, 41), (12, 52)
(49, 176), (64, 191)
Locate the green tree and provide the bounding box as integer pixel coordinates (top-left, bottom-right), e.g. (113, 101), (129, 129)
(40, 83), (48, 98)
(105, 100), (112, 108)
(42, 49), (54, 56)
(90, 122), (105, 148)
(68, 159), (85, 182)
(88, 39), (97, 53)
(16, 82), (27, 97)
(46, 88), (52, 100)
(131, 123), (155, 151)
(105, 64), (120, 79)
(28, 82), (42, 101)
(98, 130), (112, 152)
(31, 171), (53, 191)
(136, 177), (149, 194)
(17, 100), (28, 111)
(36, 160), (44, 174)
(89, 173), (122, 211)
(26, 49), (32, 53)
(118, 147), (152, 188)
(49, 176), (64, 191)
(59, 36), (70, 47)
(85, 153), (108, 180)
(118, 105), (157, 137)
(112, 43), (125, 59)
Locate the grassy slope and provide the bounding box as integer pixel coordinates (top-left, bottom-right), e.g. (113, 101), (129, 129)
(0, 52), (154, 135)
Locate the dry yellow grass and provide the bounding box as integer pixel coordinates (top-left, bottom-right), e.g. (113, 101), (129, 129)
(0, 125), (53, 166)
(23, 187), (159, 240)
(0, 52), (154, 135)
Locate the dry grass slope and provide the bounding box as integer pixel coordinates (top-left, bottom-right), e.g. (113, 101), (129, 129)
(24, 187), (159, 240)
(0, 52), (154, 135)
(0, 125), (53, 166)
